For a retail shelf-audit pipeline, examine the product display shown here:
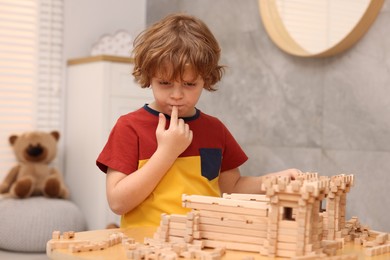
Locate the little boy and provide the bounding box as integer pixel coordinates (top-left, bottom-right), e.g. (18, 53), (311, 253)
(97, 13), (300, 227)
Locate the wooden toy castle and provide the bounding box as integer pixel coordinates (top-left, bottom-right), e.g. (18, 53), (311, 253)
(47, 172), (390, 259)
(154, 173), (358, 258)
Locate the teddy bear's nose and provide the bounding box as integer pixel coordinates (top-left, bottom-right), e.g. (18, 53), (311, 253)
(27, 144), (44, 157)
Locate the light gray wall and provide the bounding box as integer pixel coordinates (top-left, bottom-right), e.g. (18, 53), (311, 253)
(147, 0), (390, 232)
(64, 0), (146, 60)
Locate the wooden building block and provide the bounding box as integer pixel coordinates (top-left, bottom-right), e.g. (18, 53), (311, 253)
(199, 223), (267, 238)
(202, 239), (263, 253)
(199, 216), (267, 231)
(199, 209), (267, 225)
(277, 248), (302, 258)
(169, 222), (186, 230)
(47, 239), (90, 251)
(52, 231), (60, 239)
(183, 201), (268, 216)
(169, 214), (187, 223)
(200, 230), (265, 245)
(223, 193), (269, 202)
(63, 231), (75, 239)
(183, 194), (268, 210)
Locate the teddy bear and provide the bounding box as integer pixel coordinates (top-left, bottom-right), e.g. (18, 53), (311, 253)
(0, 130), (69, 199)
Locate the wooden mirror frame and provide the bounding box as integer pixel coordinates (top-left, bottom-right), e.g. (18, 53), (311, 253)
(258, 0), (384, 57)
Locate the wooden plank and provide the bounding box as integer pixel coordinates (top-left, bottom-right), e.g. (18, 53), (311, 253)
(168, 228), (186, 237)
(183, 201), (268, 216)
(182, 194), (268, 209)
(278, 201), (300, 208)
(202, 239), (263, 253)
(279, 220), (299, 229)
(169, 214), (188, 223)
(198, 209), (268, 224)
(278, 234), (298, 243)
(167, 236), (186, 243)
(276, 249), (296, 258)
(168, 222), (186, 230)
(223, 193), (270, 202)
(277, 242), (297, 250)
(277, 193), (301, 202)
(278, 231), (298, 237)
(199, 216), (268, 231)
(201, 231), (265, 245)
(199, 223), (267, 237)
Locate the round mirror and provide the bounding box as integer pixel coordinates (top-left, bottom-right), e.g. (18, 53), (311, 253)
(258, 0), (384, 57)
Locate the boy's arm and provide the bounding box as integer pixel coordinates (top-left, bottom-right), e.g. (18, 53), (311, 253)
(106, 147), (177, 215)
(106, 106), (193, 215)
(218, 168), (301, 194)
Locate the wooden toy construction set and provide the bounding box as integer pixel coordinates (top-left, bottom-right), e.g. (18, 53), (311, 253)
(47, 172), (390, 259)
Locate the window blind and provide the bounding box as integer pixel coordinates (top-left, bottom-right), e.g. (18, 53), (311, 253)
(0, 0), (63, 181)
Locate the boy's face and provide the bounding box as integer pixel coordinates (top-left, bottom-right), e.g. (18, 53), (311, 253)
(149, 66), (204, 118)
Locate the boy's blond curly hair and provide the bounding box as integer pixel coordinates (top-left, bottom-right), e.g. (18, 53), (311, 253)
(132, 13), (224, 91)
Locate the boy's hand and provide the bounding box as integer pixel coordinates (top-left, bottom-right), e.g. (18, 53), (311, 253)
(266, 168), (302, 180)
(155, 106), (193, 157)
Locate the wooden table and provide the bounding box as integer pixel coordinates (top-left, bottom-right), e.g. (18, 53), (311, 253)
(46, 227), (390, 260)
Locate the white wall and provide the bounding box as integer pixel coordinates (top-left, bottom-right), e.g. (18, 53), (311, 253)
(64, 0), (146, 60)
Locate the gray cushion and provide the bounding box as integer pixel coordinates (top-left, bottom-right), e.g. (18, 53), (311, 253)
(0, 197), (86, 252)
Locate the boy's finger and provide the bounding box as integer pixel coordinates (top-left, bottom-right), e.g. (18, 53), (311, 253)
(170, 106), (178, 126)
(156, 113), (166, 133)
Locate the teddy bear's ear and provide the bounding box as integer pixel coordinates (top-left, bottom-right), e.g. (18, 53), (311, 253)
(51, 131), (60, 141)
(9, 135), (18, 145)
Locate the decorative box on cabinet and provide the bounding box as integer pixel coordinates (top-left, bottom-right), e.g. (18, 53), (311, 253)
(65, 55), (153, 230)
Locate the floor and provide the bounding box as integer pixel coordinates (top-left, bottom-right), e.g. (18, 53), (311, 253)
(0, 250), (49, 260)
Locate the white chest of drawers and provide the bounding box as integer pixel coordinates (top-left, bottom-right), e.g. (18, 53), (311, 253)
(65, 55), (153, 230)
